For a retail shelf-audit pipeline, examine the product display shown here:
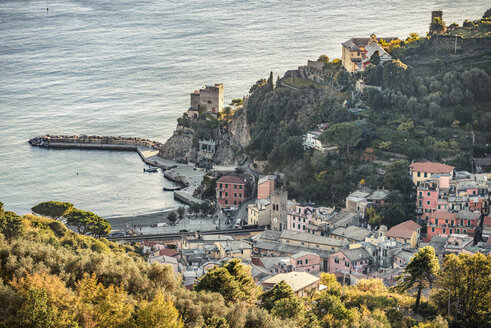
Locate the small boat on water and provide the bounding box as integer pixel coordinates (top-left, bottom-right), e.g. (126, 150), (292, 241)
(144, 167), (158, 173)
(163, 186), (181, 191)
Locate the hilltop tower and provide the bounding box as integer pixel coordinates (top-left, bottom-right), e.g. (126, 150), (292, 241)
(189, 83), (224, 114)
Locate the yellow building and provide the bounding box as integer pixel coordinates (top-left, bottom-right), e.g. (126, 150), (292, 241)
(408, 161), (455, 186)
(341, 34), (398, 73)
(386, 220), (421, 249)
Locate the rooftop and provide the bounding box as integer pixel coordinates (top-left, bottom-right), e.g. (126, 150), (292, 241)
(263, 272), (320, 292)
(280, 230), (348, 247)
(337, 248), (371, 262)
(409, 161), (455, 174)
(331, 226), (373, 242)
(217, 175), (245, 184)
(386, 220), (421, 239)
(291, 251), (320, 259)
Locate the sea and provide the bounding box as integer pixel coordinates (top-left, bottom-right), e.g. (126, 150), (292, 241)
(0, 0), (487, 218)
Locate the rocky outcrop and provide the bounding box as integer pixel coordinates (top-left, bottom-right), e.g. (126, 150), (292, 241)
(158, 127), (197, 163)
(229, 109), (251, 147)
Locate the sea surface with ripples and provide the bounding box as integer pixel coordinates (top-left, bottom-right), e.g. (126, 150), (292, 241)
(0, 0), (487, 217)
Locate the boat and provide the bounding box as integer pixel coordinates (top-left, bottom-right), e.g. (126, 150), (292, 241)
(144, 167), (158, 173)
(163, 186), (181, 191)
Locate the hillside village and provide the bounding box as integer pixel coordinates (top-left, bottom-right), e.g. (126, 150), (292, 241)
(133, 11), (491, 296)
(1, 8), (490, 328)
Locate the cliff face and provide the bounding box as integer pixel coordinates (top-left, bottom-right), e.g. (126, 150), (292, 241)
(158, 127), (196, 163)
(229, 109), (251, 148)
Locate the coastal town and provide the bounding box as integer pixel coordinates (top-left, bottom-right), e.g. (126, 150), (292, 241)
(2, 7), (490, 328)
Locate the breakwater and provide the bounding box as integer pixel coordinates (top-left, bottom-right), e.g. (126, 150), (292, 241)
(29, 135), (162, 150)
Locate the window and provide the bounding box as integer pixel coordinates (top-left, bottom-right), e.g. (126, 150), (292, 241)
(239, 193), (242, 198)
(219, 192), (222, 198)
(301, 242), (305, 245)
(219, 183), (223, 188)
(427, 201), (430, 205)
(225, 200), (228, 205)
(225, 184), (228, 188)
(335, 258), (339, 264)
(417, 172), (421, 177)
(234, 193), (237, 197)
(449, 229), (452, 234)
(293, 223), (295, 228)
(345, 262), (350, 267)
(419, 191), (422, 197)
(303, 225), (306, 230)
(234, 200), (237, 205)
(419, 200), (422, 206)
(305, 259), (309, 264)
(234, 184), (237, 189)
(424, 172), (428, 177)
(303, 218), (306, 223)
(297, 260), (302, 265)
(435, 219), (438, 225)
(443, 228), (446, 234)
(225, 192), (228, 197)
(427, 192), (431, 197)
(239, 185), (242, 189)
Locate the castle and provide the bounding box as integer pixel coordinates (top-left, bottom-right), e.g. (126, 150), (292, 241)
(189, 83), (224, 116)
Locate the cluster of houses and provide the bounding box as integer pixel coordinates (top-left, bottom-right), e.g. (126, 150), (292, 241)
(139, 156), (489, 293)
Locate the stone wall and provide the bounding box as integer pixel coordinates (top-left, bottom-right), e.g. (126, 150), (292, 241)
(29, 135), (162, 149)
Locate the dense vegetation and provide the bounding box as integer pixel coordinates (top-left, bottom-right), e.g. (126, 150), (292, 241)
(1, 204), (489, 327)
(243, 11), (490, 227)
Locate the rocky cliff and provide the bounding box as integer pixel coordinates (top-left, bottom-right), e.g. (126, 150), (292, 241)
(229, 108), (251, 148)
(158, 127), (197, 163)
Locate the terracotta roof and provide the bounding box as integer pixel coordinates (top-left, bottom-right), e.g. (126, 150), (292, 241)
(217, 175), (245, 184)
(158, 249), (180, 257)
(431, 211), (458, 220)
(386, 220), (421, 239)
(409, 162), (455, 173)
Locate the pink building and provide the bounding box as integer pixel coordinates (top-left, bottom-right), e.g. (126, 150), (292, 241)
(257, 175), (276, 200)
(328, 248), (371, 275)
(216, 176), (246, 207)
(427, 210), (480, 240)
(286, 203), (320, 232)
(417, 175), (450, 223)
(290, 251), (320, 273)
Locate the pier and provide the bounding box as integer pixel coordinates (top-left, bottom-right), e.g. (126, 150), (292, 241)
(28, 135), (204, 205)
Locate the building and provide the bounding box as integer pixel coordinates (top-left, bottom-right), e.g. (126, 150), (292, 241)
(257, 175), (276, 200)
(270, 190), (289, 231)
(427, 210), (480, 240)
(330, 226), (373, 243)
(287, 203), (321, 233)
(290, 251), (321, 273)
(386, 220), (421, 249)
(341, 34), (398, 73)
(262, 272), (320, 297)
(473, 157), (491, 173)
(392, 250), (414, 269)
(360, 42), (392, 70)
(409, 161), (455, 186)
(328, 248), (371, 275)
(190, 83), (224, 114)
(247, 199), (271, 226)
(216, 176), (246, 207)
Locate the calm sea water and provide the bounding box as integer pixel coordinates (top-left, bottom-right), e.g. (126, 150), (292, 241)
(0, 0), (487, 217)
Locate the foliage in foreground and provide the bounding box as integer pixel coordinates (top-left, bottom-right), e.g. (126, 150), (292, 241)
(0, 206), (489, 327)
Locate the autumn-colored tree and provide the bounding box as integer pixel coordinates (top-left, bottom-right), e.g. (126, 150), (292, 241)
(75, 273), (133, 328)
(131, 290), (184, 328)
(396, 246), (440, 313)
(433, 252), (490, 327)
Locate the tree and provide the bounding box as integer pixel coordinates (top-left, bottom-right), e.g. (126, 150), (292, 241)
(31, 201), (74, 220)
(317, 55), (329, 63)
(483, 8), (491, 19)
(223, 259), (259, 304)
(320, 122), (363, 156)
(433, 253), (490, 327)
(202, 316), (229, 328)
(429, 17), (446, 36)
(177, 207), (185, 220)
(370, 51), (380, 66)
(66, 209), (111, 236)
(190, 202), (201, 218)
(131, 291), (184, 328)
(366, 207), (381, 228)
(270, 295), (305, 321)
(15, 287), (56, 328)
(396, 246), (440, 313)
(195, 266), (242, 303)
(383, 161), (414, 195)
(261, 281), (294, 311)
(0, 211), (24, 240)
(230, 98), (243, 107)
(167, 211), (178, 226)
